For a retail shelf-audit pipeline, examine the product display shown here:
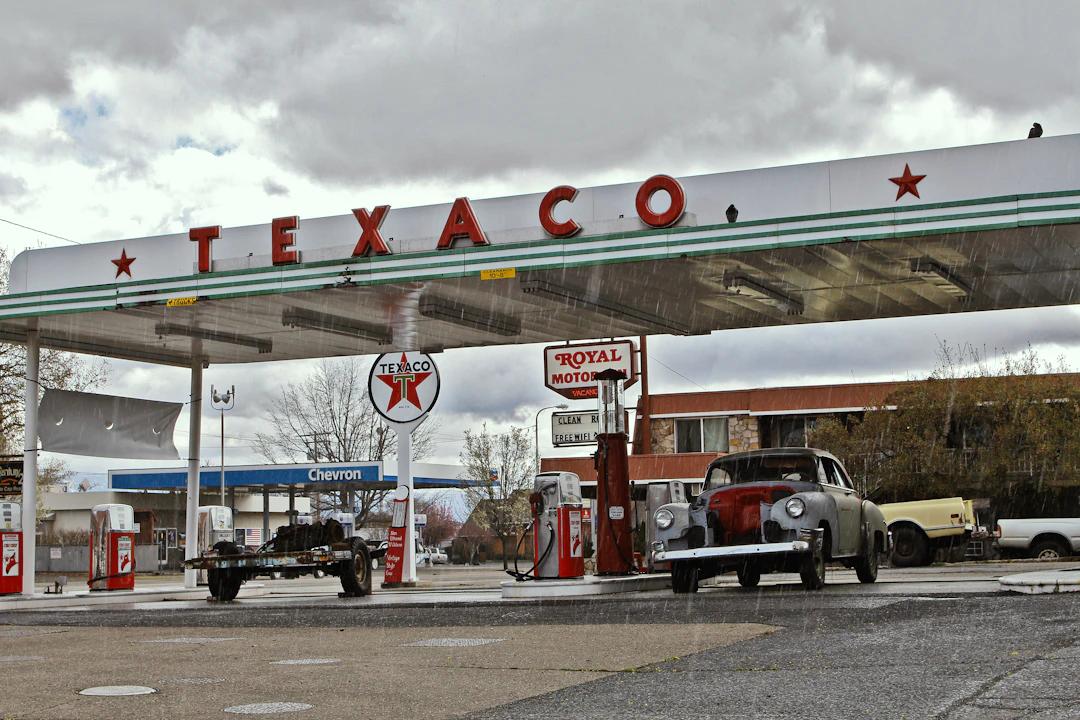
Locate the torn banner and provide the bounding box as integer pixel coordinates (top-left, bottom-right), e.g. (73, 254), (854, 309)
(38, 389), (181, 459)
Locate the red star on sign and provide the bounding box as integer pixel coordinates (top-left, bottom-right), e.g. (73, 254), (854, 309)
(375, 352), (432, 411)
(889, 163), (926, 201)
(111, 248), (136, 278)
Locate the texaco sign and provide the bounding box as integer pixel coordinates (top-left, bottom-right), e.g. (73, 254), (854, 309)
(368, 352), (441, 424)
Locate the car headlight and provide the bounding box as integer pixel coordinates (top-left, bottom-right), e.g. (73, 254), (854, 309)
(785, 498), (805, 518)
(655, 508), (675, 530)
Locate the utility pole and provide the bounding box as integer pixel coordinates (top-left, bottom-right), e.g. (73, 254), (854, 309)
(210, 385), (235, 504)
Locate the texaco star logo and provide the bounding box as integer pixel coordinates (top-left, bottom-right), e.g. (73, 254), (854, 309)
(111, 248), (136, 278)
(889, 164), (926, 201)
(368, 351), (441, 424)
(375, 353), (433, 412)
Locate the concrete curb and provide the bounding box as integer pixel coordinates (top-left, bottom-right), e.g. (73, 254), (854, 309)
(998, 567), (1080, 594)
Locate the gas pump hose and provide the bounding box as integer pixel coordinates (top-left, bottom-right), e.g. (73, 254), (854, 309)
(504, 521), (555, 582)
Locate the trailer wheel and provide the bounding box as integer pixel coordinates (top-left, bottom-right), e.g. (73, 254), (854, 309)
(340, 539), (372, 597)
(208, 542), (244, 601)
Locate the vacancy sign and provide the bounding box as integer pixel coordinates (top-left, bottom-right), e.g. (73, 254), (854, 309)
(543, 340), (636, 399)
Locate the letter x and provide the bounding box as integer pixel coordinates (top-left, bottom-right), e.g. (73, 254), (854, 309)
(352, 205), (392, 256)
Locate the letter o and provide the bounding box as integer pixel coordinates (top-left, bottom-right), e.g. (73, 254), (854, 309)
(635, 174), (686, 228)
(539, 185), (582, 238)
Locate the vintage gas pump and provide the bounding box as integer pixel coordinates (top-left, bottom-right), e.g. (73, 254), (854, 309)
(0, 502), (22, 595)
(594, 369), (635, 575)
(88, 503), (136, 591)
(530, 471), (585, 579)
(196, 505), (233, 584)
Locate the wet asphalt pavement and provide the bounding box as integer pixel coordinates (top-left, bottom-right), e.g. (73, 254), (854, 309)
(1, 566), (1078, 718)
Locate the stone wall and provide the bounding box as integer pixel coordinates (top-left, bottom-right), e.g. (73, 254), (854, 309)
(727, 416), (761, 453)
(650, 418), (675, 454)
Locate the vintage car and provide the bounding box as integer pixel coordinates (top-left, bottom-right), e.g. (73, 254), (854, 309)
(652, 448), (889, 592)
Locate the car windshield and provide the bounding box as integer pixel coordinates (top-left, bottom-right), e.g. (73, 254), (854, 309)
(707, 455), (819, 488)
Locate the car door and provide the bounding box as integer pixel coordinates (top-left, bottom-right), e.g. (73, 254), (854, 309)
(821, 458), (860, 556)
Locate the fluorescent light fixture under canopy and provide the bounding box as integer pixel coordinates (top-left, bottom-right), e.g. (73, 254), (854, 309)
(719, 271), (804, 315)
(281, 307), (393, 344)
(519, 277), (690, 335)
(154, 322), (272, 354)
(418, 295), (521, 337)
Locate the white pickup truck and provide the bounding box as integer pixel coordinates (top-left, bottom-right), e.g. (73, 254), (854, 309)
(995, 518), (1080, 560)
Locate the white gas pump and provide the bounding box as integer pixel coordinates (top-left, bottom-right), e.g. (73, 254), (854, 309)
(88, 503), (136, 591)
(330, 511), (354, 539)
(196, 505), (234, 585)
(509, 472), (585, 581)
(0, 502), (22, 595)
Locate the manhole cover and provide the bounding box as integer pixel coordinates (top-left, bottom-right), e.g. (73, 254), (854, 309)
(270, 658), (340, 666)
(405, 638), (504, 647)
(0, 655), (46, 663)
(79, 685), (158, 696)
(139, 637), (241, 644)
(224, 702), (314, 714)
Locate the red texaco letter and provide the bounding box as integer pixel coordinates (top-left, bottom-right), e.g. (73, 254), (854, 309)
(539, 185), (582, 238)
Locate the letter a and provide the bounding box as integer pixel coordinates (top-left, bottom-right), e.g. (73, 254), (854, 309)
(437, 197), (488, 249)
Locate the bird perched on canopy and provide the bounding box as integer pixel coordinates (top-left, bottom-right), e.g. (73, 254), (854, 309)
(1028, 123), (1043, 138)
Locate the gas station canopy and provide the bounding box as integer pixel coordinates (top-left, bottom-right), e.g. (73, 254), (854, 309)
(2, 135), (1079, 365)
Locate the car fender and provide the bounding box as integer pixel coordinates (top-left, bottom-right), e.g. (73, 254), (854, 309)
(768, 491), (838, 547)
(862, 501), (889, 552)
(654, 502), (693, 549)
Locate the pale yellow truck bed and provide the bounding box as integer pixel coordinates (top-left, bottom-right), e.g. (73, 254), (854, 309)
(879, 497), (974, 566)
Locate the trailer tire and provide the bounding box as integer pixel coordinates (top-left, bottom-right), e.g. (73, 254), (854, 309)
(340, 539), (372, 597)
(208, 542), (244, 601)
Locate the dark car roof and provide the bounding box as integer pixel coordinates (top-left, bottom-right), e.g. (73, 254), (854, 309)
(708, 447), (842, 466)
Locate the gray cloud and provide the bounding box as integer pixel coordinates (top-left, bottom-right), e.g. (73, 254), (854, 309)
(0, 172), (27, 199)
(262, 178), (289, 196)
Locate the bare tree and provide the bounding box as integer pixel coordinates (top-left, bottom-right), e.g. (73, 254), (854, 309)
(459, 424), (534, 569)
(253, 358), (437, 526)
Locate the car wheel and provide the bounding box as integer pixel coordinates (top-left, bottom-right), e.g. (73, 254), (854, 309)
(799, 548), (826, 590)
(890, 525), (929, 567)
(1031, 539), (1068, 561)
(736, 563), (760, 588)
(340, 539), (373, 597)
(371, 557), (379, 571)
(208, 541), (244, 601)
(855, 530), (879, 584)
(671, 562), (699, 594)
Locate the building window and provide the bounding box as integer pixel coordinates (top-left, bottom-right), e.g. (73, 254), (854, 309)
(769, 416), (817, 448)
(675, 417), (729, 453)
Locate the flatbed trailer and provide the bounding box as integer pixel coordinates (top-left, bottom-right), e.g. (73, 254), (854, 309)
(183, 525), (379, 601)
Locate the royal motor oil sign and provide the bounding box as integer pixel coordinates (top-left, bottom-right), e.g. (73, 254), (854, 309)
(543, 340), (636, 399)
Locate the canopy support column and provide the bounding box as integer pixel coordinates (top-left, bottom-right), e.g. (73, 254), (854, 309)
(183, 342), (203, 588)
(262, 487), (270, 543)
(21, 327), (39, 596)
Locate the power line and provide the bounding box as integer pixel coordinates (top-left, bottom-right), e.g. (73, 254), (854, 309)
(0, 217), (81, 245)
(650, 354), (708, 391)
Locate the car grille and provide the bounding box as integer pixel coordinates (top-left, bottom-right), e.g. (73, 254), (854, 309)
(762, 520), (784, 543)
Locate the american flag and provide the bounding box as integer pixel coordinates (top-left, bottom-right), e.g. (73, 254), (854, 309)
(244, 528), (263, 546)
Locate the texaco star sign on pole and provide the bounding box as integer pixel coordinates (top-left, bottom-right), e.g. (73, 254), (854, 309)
(368, 351), (441, 587)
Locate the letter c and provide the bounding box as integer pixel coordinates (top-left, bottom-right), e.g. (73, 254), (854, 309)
(539, 185), (582, 238)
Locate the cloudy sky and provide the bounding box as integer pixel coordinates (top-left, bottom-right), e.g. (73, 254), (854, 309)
(2, 1), (1079, 479)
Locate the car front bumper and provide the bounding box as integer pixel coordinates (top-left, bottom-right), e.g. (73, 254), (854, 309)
(654, 540), (811, 563)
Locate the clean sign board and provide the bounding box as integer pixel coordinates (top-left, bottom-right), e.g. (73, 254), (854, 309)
(550, 410), (629, 447)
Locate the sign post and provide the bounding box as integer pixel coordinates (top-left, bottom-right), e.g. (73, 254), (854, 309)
(368, 351), (441, 588)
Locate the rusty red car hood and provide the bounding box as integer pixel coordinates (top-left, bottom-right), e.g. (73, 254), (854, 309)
(700, 481), (817, 545)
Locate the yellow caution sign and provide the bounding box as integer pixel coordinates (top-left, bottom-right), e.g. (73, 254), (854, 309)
(166, 296), (198, 307)
(480, 268), (516, 280)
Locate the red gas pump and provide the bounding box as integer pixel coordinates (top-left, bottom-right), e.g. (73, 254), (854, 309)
(528, 472), (585, 579)
(0, 502), (22, 595)
(88, 503), (136, 591)
(594, 369), (635, 575)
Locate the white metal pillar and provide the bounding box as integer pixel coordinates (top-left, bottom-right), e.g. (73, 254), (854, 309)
(183, 340), (203, 588)
(395, 423), (417, 584)
(21, 327), (39, 596)
(262, 486), (270, 543)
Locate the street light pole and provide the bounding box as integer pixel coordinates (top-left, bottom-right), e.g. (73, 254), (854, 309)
(210, 385), (235, 503)
(534, 403), (568, 471)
